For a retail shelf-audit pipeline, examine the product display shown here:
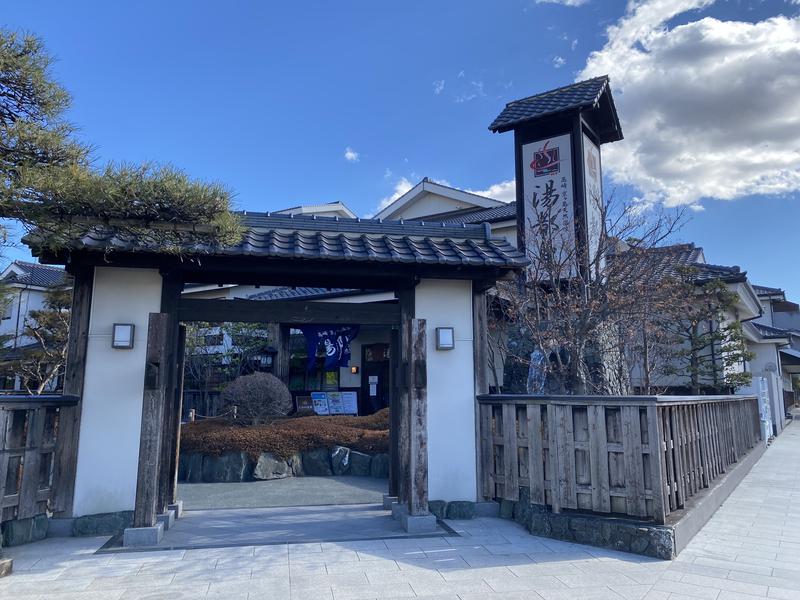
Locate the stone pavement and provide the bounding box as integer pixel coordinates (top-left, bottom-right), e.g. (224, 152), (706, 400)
(177, 476), (388, 510)
(2, 423), (800, 599)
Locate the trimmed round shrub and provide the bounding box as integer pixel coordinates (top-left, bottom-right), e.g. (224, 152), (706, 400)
(220, 372), (293, 425)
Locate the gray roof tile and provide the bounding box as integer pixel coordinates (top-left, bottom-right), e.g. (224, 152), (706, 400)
(51, 212), (528, 270)
(2, 261), (69, 288)
(489, 76), (621, 138)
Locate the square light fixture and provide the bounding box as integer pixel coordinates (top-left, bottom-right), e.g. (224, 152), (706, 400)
(112, 323), (135, 349)
(350, 366), (359, 374)
(435, 327), (455, 350)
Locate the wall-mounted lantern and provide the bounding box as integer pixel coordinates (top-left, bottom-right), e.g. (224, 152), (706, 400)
(350, 366), (360, 374)
(435, 327), (455, 351)
(112, 323), (135, 349)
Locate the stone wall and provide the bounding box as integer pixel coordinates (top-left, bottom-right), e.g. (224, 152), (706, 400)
(498, 487), (676, 560)
(178, 446), (390, 484)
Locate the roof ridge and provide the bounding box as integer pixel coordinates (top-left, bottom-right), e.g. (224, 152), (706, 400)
(502, 75), (608, 109)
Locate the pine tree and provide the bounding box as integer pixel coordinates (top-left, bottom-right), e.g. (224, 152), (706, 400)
(0, 30), (240, 253)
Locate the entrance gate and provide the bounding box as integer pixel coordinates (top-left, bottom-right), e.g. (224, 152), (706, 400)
(131, 292), (429, 532)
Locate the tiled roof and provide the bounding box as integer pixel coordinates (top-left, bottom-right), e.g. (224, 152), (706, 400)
(753, 284), (784, 297)
(751, 322), (790, 340)
(37, 213), (528, 271)
(2, 261), (69, 288)
(247, 287), (357, 301)
(611, 243), (746, 286)
(489, 76), (622, 141)
(432, 202), (518, 225)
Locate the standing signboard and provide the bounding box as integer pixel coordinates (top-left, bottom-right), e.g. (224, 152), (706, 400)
(520, 133), (576, 277)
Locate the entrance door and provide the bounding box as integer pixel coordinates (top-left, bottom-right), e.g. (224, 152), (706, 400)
(360, 343), (390, 415)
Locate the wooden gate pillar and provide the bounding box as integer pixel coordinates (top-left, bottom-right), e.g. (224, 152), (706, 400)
(407, 318), (428, 516)
(133, 313), (169, 528)
(52, 265), (94, 517)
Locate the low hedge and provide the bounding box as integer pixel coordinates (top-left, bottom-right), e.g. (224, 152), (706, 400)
(181, 408), (389, 460)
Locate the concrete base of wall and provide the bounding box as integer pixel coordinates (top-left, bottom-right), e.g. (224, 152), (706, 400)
(73, 511), (134, 537)
(157, 510), (176, 531)
(47, 518), (75, 538)
(123, 523), (164, 547)
(167, 501), (184, 519)
(391, 503), (437, 533)
(1, 515), (48, 547)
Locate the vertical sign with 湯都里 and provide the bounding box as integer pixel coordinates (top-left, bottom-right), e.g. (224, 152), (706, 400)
(521, 133), (576, 277)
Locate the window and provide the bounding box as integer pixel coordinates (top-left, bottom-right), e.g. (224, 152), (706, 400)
(204, 333), (224, 346)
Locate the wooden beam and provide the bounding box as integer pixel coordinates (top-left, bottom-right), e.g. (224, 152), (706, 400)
(388, 326), (400, 498)
(396, 289), (414, 504)
(52, 265), (94, 517)
(157, 274), (183, 513)
(133, 313), (169, 528)
(177, 298), (401, 326)
(472, 284), (489, 500)
(408, 318), (428, 516)
(171, 324), (187, 504)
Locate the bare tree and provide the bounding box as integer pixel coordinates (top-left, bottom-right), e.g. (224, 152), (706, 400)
(492, 193), (687, 395)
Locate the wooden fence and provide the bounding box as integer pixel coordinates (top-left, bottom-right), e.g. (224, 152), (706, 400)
(478, 394), (762, 524)
(0, 395), (79, 523)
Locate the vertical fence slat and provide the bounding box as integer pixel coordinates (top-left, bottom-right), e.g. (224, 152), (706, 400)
(502, 403), (519, 501)
(589, 405), (610, 513)
(622, 406), (647, 517)
(526, 404), (546, 505)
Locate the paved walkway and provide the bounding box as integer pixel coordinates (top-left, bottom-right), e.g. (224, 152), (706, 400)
(178, 476), (388, 510)
(3, 424), (800, 599)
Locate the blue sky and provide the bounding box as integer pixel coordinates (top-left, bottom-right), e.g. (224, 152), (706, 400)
(3, 0), (799, 299)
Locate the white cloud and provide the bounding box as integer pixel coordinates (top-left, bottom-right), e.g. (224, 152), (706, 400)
(344, 147), (360, 162)
(580, 0), (800, 207)
(468, 180), (517, 203)
(571, 38), (578, 50)
(552, 56), (566, 68)
(455, 80), (486, 103)
(368, 177), (414, 217)
(433, 80), (445, 95)
(383, 168), (392, 179)
(536, 0), (590, 6)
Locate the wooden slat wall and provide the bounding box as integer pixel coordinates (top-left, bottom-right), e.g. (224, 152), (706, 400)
(0, 397), (77, 523)
(478, 395), (761, 524)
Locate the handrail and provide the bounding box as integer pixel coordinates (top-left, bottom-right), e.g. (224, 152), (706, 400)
(477, 394), (757, 406)
(0, 394), (79, 407)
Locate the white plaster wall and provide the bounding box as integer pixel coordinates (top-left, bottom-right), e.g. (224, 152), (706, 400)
(72, 268), (163, 516)
(415, 279), (476, 501)
(392, 193), (479, 220)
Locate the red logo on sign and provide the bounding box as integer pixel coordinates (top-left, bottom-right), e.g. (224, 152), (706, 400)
(531, 141), (560, 177)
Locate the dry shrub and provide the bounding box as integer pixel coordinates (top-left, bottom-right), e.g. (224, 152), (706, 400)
(220, 372), (292, 425)
(181, 408), (390, 460)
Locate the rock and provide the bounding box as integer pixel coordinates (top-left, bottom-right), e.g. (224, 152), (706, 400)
(370, 453), (390, 478)
(446, 501), (476, 520)
(429, 500), (448, 520)
(202, 452), (253, 482)
(288, 453), (305, 476)
(73, 511), (134, 537)
(253, 452), (291, 480)
(302, 448), (333, 476)
(349, 451), (372, 476)
(330, 446), (351, 476)
(184, 453), (204, 483)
